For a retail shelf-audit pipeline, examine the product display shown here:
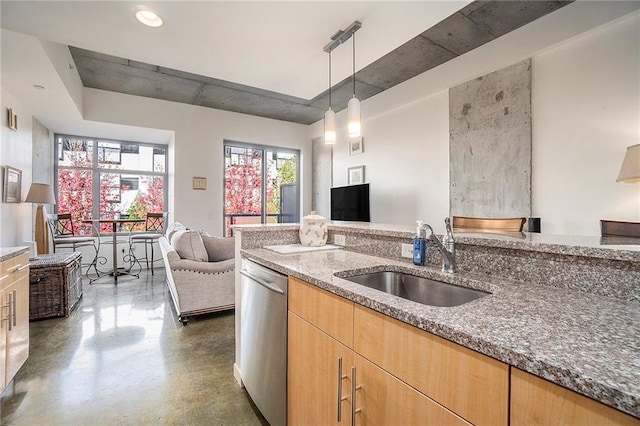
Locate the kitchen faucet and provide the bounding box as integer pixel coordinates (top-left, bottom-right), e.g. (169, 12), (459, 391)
(422, 218), (456, 273)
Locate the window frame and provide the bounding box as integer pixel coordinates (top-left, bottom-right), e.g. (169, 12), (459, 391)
(54, 133), (169, 235)
(222, 139), (300, 236)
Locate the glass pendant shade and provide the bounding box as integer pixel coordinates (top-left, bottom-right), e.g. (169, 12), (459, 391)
(347, 96), (361, 138)
(324, 108), (336, 145)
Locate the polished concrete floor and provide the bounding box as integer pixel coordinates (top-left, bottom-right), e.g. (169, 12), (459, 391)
(1, 268), (266, 425)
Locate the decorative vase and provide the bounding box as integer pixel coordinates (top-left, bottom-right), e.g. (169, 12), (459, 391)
(299, 211), (328, 247)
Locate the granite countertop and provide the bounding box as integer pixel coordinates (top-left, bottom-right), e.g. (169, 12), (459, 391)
(0, 246), (30, 263)
(235, 222), (640, 262)
(241, 246), (640, 418)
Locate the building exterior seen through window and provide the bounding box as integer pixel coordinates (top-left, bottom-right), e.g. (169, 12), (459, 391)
(223, 142), (299, 237)
(55, 134), (167, 235)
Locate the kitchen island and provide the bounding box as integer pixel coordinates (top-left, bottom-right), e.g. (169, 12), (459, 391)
(234, 223), (640, 422)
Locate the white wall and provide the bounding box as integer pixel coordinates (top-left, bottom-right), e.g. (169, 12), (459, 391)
(83, 89), (311, 236)
(332, 90), (450, 229)
(0, 89), (33, 246)
(311, 11), (640, 236)
(532, 12), (640, 235)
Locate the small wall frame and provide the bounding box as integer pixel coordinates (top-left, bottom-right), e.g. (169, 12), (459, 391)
(349, 136), (363, 156)
(7, 108), (17, 131)
(3, 166), (22, 203)
(193, 177), (207, 190)
(348, 165), (365, 185)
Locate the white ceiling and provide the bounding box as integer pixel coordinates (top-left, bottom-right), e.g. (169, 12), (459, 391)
(1, 1), (638, 144)
(1, 1), (472, 99)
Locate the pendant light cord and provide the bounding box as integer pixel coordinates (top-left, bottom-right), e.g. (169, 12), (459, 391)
(328, 51), (332, 108)
(352, 32), (356, 97)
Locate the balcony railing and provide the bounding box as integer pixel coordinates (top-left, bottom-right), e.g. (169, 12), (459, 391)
(224, 213), (288, 237)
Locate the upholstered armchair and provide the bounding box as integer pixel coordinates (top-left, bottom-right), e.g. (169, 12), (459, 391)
(158, 230), (235, 324)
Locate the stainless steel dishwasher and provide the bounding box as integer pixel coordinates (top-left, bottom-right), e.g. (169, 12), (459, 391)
(240, 259), (287, 426)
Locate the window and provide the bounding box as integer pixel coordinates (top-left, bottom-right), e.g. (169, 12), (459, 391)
(223, 141), (299, 236)
(55, 134), (167, 234)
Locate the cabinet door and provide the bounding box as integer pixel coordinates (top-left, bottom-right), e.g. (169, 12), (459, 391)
(353, 354), (471, 426)
(354, 305), (508, 426)
(0, 287), (6, 387)
(288, 311), (353, 426)
(5, 271), (29, 386)
(511, 368), (640, 426)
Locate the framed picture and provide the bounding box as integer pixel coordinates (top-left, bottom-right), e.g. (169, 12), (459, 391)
(193, 176), (207, 190)
(349, 136), (363, 156)
(7, 108), (17, 131)
(348, 165), (365, 185)
(3, 166), (22, 203)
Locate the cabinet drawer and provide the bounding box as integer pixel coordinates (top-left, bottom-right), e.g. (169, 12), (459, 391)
(1, 253), (29, 285)
(288, 277), (353, 347)
(511, 368), (640, 426)
(354, 305), (509, 426)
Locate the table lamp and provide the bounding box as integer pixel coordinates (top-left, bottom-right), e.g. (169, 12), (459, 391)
(25, 183), (56, 255)
(617, 144), (640, 183)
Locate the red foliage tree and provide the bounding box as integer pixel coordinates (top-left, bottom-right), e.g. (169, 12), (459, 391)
(57, 140), (164, 234)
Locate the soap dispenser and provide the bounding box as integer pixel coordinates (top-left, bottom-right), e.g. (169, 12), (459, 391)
(413, 221), (426, 266)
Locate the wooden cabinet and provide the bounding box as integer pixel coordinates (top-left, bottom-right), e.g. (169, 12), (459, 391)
(0, 252), (30, 391)
(511, 368), (640, 426)
(288, 312), (353, 426)
(354, 305), (509, 426)
(353, 354), (471, 426)
(288, 277), (353, 346)
(288, 278), (492, 425)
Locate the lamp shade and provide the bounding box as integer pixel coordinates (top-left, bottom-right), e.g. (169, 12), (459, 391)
(617, 144), (640, 183)
(347, 96), (361, 138)
(25, 183), (56, 204)
(324, 108), (336, 145)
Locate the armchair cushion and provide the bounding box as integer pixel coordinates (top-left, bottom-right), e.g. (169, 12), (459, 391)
(170, 230), (208, 262)
(201, 236), (235, 262)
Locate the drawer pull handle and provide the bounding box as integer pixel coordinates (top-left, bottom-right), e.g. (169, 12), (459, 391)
(7, 292), (13, 331)
(0, 274), (9, 282)
(6, 264), (21, 273)
(337, 357), (349, 422)
(351, 366), (362, 426)
(16, 264), (30, 272)
(12, 289), (17, 327)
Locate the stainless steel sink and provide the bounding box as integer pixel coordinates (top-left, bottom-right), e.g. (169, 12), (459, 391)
(341, 271), (490, 307)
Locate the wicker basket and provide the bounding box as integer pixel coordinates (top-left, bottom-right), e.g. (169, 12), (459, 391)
(29, 252), (83, 320)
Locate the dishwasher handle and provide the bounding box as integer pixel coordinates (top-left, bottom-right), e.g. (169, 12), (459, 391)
(240, 269), (285, 295)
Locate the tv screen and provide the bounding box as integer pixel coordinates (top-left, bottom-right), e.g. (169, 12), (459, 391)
(330, 183), (370, 222)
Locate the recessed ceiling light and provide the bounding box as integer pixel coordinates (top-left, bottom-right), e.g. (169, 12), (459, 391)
(135, 7), (163, 28)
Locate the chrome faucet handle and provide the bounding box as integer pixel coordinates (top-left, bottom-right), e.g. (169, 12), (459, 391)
(443, 217), (455, 244)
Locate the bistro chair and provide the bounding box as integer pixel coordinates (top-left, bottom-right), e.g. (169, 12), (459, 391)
(129, 212), (168, 274)
(47, 213), (101, 280)
(452, 216), (526, 232)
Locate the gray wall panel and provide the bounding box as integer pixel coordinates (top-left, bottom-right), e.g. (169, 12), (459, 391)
(449, 59), (532, 218)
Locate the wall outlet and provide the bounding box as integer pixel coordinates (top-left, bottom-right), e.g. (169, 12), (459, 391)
(334, 234), (346, 246)
(401, 243), (413, 258)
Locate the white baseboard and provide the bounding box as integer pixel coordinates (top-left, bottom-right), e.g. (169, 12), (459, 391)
(233, 362), (243, 388)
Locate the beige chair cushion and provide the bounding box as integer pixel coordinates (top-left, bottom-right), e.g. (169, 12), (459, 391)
(166, 221), (187, 242)
(171, 230), (208, 262)
(201, 236), (235, 262)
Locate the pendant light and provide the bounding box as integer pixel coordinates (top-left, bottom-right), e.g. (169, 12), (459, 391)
(323, 20), (361, 143)
(347, 31), (361, 139)
(324, 50), (336, 145)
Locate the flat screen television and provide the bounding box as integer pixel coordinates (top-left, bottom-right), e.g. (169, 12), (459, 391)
(330, 183), (370, 222)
